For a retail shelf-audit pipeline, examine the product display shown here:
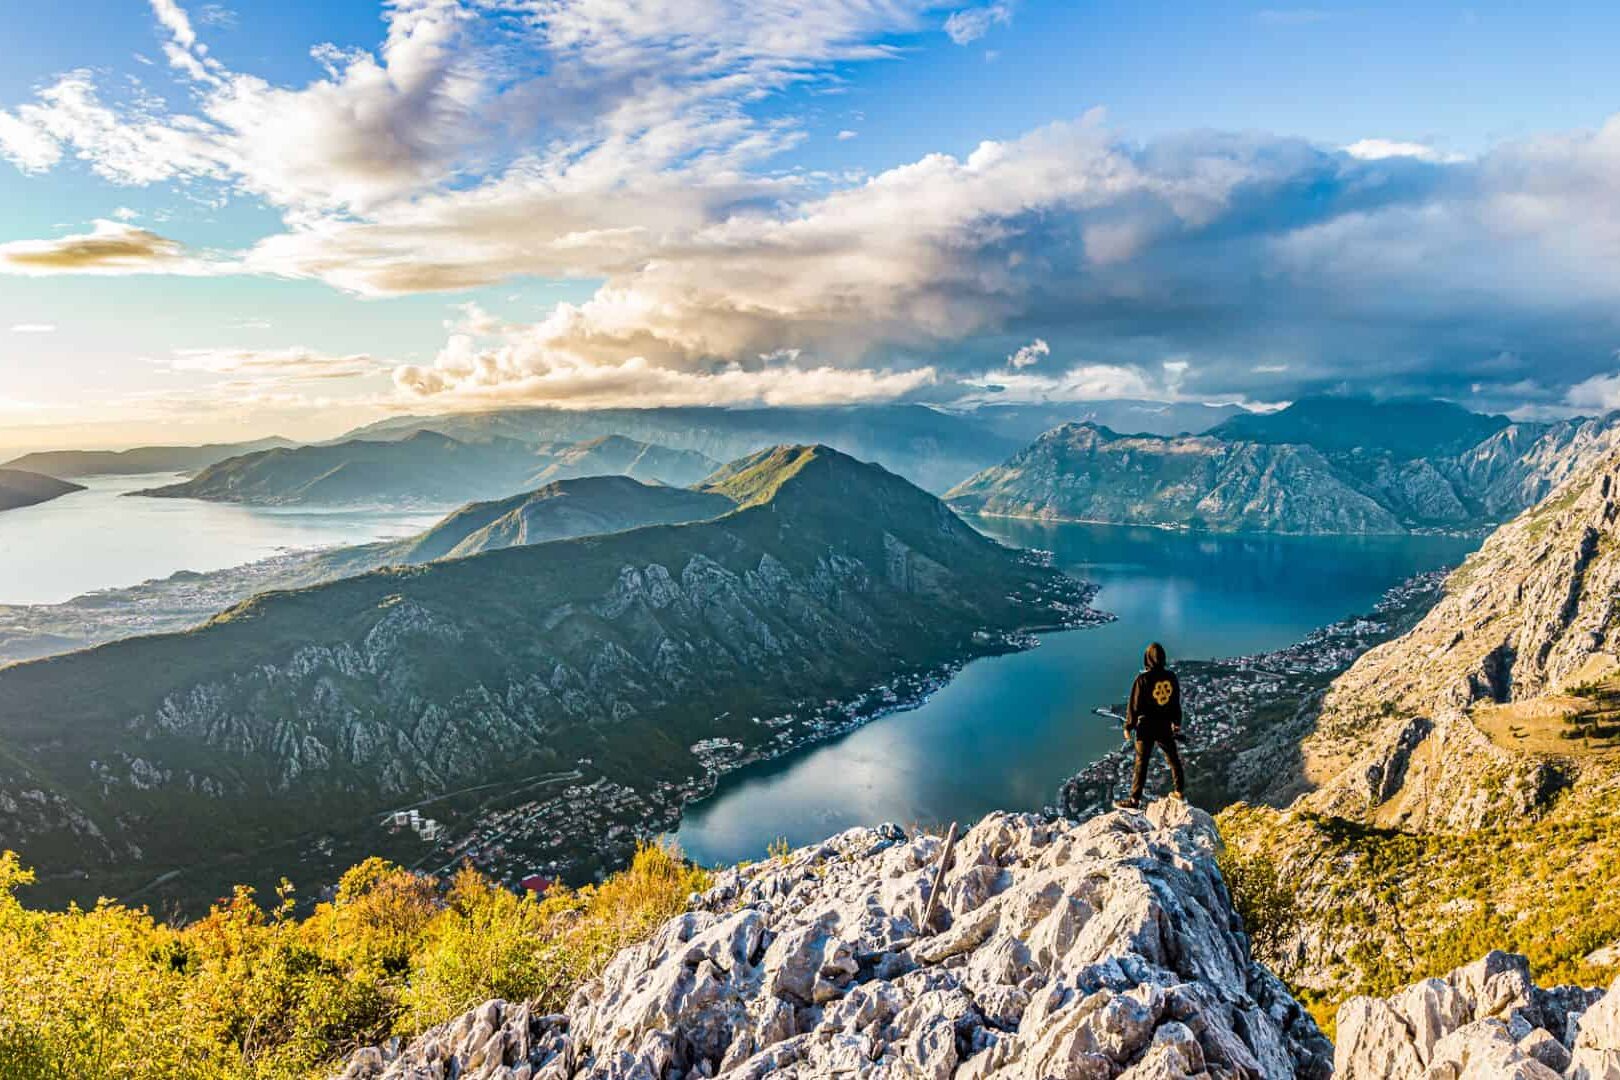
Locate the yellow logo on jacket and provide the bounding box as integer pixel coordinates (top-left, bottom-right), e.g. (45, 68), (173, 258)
(1151, 679), (1174, 706)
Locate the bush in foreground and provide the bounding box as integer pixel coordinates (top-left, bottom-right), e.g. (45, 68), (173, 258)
(0, 844), (709, 1079)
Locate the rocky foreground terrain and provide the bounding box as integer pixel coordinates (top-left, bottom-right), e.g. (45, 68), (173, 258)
(338, 802), (1336, 1080)
(1336, 951), (1619, 1078)
(334, 802), (1620, 1079)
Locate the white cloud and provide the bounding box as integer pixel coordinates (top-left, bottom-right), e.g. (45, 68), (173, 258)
(1566, 368), (1620, 412)
(1343, 138), (1463, 163)
(9, 323), (57, 334)
(958, 363), (1158, 404)
(944, 4), (1012, 45)
(1008, 339), (1049, 369)
(836, 129), (858, 140)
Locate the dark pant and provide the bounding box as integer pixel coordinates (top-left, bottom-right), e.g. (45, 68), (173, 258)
(1129, 733), (1185, 801)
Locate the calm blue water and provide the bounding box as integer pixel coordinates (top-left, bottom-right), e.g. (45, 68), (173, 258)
(0, 473), (447, 604)
(676, 520), (1477, 866)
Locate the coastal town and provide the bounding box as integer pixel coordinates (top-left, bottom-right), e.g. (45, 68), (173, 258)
(376, 585), (1111, 892)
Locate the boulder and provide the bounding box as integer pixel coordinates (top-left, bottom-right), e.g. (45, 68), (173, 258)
(1336, 954), (1618, 1079)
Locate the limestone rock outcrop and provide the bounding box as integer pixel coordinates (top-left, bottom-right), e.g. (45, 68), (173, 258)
(1335, 951), (1619, 1079)
(336, 802), (1331, 1079)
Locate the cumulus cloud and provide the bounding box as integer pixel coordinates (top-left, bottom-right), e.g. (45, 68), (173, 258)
(391, 303), (937, 408)
(1566, 367), (1620, 413)
(1343, 138), (1463, 163)
(944, 4), (1012, 45)
(0, 220), (217, 275)
(958, 363), (1159, 405)
(1008, 339), (1049, 369)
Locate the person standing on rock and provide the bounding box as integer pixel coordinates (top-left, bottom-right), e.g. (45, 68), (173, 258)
(1115, 641), (1187, 809)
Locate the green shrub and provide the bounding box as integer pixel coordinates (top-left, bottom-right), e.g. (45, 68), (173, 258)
(0, 843), (709, 1079)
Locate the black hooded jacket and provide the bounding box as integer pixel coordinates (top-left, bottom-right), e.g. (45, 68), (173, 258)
(1126, 644), (1182, 739)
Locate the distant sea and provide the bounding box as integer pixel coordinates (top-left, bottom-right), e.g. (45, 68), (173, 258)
(0, 473), (446, 605)
(676, 518), (1478, 865)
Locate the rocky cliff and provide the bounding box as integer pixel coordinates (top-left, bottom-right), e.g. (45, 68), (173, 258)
(1335, 952), (1619, 1079)
(1213, 445), (1620, 1011)
(337, 802), (1334, 1080)
(1290, 444), (1620, 831)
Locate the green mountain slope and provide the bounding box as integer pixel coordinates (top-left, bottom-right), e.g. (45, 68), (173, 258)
(0, 447), (1094, 910)
(131, 431), (719, 506)
(2, 437), (295, 477)
(0, 469), (84, 512)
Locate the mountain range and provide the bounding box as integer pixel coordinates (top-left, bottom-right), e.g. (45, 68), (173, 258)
(3, 436), (296, 477)
(0, 468), (84, 512)
(0, 446), (1094, 909)
(132, 431), (720, 506)
(947, 398), (1620, 534)
(340, 404), (1034, 494)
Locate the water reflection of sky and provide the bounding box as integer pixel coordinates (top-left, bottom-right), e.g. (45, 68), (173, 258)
(676, 521), (1478, 866)
(0, 473), (447, 604)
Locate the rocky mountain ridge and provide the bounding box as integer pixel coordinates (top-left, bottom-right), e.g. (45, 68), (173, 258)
(946, 408), (1620, 535)
(1210, 443), (1620, 1012)
(338, 802), (1335, 1080)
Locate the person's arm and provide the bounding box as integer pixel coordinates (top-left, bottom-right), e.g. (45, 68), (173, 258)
(1125, 675), (1143, 732)
(1171, 673), (1184, 736)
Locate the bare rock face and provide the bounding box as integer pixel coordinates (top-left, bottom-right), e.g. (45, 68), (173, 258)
(336, 803), (1331, 1079)
(1335, 951), (1619, 1079)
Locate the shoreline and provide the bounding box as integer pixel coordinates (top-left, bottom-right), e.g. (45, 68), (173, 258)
(414, 568), (1114, 887)
(961, 508), (1491, 541)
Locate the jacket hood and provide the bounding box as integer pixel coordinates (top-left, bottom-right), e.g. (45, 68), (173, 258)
(1144, 642), (1167, 670)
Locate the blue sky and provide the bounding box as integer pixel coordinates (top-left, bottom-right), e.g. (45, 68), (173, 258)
(3, 0), (1620, 452)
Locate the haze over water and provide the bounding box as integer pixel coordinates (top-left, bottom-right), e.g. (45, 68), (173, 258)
(676, 519), (1477, 866)
(0, 474), (446, 605)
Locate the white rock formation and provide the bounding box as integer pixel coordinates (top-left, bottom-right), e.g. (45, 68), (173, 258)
(1335, 951), (1619, 1079)
(336, 802), (1332, 1079)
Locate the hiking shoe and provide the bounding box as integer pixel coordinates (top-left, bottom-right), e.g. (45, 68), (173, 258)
(1170, 791), (1186, 801)
(1114, 798), (1142, 810)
